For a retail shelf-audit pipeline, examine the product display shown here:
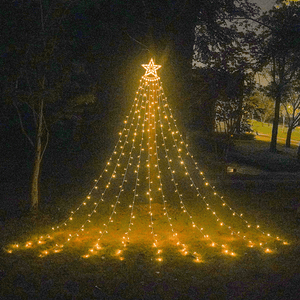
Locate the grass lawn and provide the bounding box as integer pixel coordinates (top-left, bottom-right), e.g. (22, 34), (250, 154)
(1, 123), (300, 299)
(251, 120), (300, 145)
(221, 120), (300, 173)
(1, 176), (300, 299)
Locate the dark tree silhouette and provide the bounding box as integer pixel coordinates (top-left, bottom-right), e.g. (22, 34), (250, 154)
(1, 1), (96, 212)
(258, 1), (300, 152)
(0, 0), (259, 214)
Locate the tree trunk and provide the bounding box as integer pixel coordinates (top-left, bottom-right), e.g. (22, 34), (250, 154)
(235, 98), (244, 134)
(234, 73), (245, 134)
(270, 96), (281, 153)
(196, 97), (217, 135)
(285, 126), (293, 148)
(31, 99), (44, 212)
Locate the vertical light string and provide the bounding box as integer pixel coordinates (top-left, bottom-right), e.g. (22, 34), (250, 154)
(33, 83), (144, 251)
(147, 79), (159, 251)
(157, 84), (228, 256)
(29, 91), (142, 253)
(40, 80), (148, 256)
(57, 88), (142, 228)
(122, 101), (147, 250)
(160, 98), (241, 242)
(49, 87), (144, 254)
(153, 81), (202, 262)
(159, 83), (285, 252)
(158, 91), (237, 255)
(84, 87), (147, 258)
(7, 59), (288, 258)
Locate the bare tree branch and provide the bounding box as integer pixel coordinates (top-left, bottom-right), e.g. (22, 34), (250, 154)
(123, 30), (150, 52)
(13, 101), (34, 147)
(40, 113), (49, 163)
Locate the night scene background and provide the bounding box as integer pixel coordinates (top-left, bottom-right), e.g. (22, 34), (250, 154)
(1, 0), (300, 299)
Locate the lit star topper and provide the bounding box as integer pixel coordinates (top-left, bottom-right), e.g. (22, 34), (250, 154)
(142, 58), (161, 78)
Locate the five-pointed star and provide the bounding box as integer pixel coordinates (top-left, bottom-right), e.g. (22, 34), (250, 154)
(142, 58), (161, 77)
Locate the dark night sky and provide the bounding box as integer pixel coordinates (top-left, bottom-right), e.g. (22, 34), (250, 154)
(252, 0), (276, 11)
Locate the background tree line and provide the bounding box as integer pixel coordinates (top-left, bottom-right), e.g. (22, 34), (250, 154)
(1, 0), (300, 216)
